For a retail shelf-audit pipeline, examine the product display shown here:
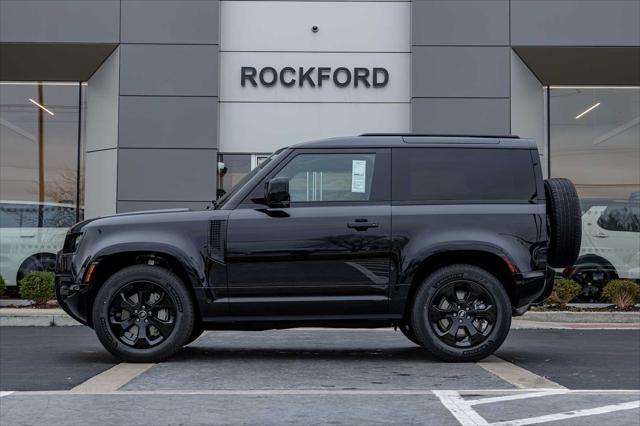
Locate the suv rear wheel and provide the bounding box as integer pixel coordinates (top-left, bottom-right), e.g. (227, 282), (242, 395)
(93, 265), (194, 363)
(411, 264), (511, 362)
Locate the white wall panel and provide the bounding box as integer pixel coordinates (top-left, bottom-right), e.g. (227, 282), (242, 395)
(86, 48), (119, 152)
(221, 1), (410, 52)
(510, 51), (545, 157)
(220, 52), (410, 103)
(219, 102), (410, 152)
(85, 149), (117, 218)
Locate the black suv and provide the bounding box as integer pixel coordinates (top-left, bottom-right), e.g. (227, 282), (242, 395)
(56, 134), (581, 362)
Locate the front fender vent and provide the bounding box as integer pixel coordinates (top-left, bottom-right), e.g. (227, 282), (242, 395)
(208, 219), (227, 263)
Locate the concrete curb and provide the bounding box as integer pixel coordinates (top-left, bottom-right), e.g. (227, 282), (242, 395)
(0, 309), (81, 326)
(521, 311), (639, 323)
(0, 308), (638, 327)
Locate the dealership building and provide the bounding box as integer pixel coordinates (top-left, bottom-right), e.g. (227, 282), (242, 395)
(0, 1), (638, 288)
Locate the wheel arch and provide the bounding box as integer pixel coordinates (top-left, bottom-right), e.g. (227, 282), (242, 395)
(85, 248), (202, 327)
(572, 254), (617, 274)
(402, 249), (516, 320)
(16, 252), (57, 282)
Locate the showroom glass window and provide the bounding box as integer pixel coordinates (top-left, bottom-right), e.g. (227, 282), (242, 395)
(0, 82), (86, 286)
(216, 153), (271, 199)
(549, 87), (640, 299)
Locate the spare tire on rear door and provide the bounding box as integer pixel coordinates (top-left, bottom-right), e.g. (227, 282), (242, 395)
(544, 178), (581, 268)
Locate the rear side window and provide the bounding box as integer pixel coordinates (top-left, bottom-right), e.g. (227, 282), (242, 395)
(392, 148), (538, 203)
(597, 205), (640, 232)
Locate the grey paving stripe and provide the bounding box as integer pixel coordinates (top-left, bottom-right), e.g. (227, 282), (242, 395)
(70, 363), (155, 393)
(477, 355), (566, 389)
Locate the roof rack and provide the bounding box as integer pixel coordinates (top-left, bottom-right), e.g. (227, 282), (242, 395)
(359, 133), (520, 139)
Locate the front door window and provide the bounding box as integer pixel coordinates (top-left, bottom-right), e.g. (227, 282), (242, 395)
(275, 153), (376, 202)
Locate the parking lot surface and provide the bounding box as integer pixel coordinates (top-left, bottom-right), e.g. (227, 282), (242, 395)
(1, 327), (639, 425)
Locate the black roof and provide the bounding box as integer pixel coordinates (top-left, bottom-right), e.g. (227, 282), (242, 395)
(360, 133), (520, 139)
(291, 134), (536, 149)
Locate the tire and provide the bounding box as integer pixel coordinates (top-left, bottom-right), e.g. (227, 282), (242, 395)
(185, 323), (205, 345)
(399, 323), (420, 345)
(411, 265), (511, 362)
(92, 265), (194, 363)
(544, 178), (581, 268)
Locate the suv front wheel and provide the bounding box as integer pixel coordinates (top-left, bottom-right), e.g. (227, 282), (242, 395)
(411, 264), (511, 362)
(93, 265), (195, 363)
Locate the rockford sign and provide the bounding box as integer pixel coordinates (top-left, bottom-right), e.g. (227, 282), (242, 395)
(241, 66), (389, 88)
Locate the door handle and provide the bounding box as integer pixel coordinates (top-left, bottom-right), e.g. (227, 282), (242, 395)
(593, 233), (608, 238)
(347, 220), (378, 231)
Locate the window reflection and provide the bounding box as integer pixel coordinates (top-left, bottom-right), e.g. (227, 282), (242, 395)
(0, 82), (85, 289)
(550, 87), (640, 301)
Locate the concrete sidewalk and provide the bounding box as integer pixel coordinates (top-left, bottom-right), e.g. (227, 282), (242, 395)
(0, 308), (638, 327)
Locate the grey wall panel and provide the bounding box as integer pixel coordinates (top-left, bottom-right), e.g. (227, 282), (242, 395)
(119, 45), (219, 96)
(412, 98), (509, 135)
(511, 0), (640, 46)
(119, 97), (218, 149)
(412, 0), (509, 46)
(412, 47), (509, 98)
(118, 149), (217, 201)
(117, 201), (210, 213)
(0, 0), (119, 43)
(121, 0), (219, 44)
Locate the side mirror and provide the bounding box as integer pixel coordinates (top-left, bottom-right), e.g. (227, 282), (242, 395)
(264, 177), (290, 207)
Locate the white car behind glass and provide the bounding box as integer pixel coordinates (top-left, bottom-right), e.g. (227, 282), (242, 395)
(0, 201), (80, 289)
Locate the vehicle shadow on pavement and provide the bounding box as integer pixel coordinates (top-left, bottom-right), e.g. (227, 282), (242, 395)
(173, 345), (437, 362)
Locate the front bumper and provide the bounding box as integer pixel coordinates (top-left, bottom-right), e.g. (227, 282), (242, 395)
(55, 252), (92, 326)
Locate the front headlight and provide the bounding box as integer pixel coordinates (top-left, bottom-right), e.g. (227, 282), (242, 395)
(73, 233), (84, 252)
(63, 232), (84, 253)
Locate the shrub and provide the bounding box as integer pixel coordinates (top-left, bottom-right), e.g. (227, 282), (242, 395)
(19, 271), (55, 305)
(546, 278), (581, 306)
(602, 280), (640, 309)
(0, 275), (6, 297)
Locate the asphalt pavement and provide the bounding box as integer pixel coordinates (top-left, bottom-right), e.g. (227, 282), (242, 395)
(0, 326), (639, 425)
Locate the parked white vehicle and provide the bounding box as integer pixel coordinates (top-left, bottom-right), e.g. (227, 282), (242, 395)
(0, 201), (80, 288)
(569, 201), (640, 300)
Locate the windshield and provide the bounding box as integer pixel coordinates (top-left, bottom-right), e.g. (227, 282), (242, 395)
(214, 149), (286, 209)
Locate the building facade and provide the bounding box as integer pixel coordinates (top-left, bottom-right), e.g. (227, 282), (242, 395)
(1, 0), (639, 294)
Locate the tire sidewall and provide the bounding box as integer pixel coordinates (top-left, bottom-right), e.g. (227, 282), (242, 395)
(411, 265), (511, 362)
(93, 265), (194, 362)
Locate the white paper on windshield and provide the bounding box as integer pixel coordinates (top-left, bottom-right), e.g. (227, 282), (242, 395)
(351, 160), (367, 193)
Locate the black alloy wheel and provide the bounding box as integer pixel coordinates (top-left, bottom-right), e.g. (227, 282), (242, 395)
(428, 281), (497, 348)
(411, 264), (511, 362)
(93, 265), (194, 363)
(108, 281), (177, 348)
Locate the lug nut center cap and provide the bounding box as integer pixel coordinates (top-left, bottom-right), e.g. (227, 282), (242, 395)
(138, 311), (148, 319)
(458, 310), (466, 318)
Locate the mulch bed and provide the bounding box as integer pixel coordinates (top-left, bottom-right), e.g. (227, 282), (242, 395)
(531, 305), (640, 312)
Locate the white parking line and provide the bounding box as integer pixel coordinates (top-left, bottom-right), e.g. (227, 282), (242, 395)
(491, 400), (640, 426)
(436, 390), (640, 426)
(0, 391), (14, 398)
(3, 388), (638, 397)
(434, 390), (489, 426)
(477, 355), (566, 389)
(467, 390), (568, 406)
(69, 363), (155, 393)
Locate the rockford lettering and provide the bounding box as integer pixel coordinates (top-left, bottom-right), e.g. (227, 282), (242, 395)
(240, 66), (389, 88)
